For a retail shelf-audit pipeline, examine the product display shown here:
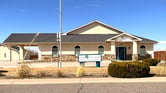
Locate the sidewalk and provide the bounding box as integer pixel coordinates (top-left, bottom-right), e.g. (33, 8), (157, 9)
(0, 77), (166, 85)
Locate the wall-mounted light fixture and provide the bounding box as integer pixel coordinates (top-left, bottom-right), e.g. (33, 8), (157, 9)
(128, 46), (131, 49)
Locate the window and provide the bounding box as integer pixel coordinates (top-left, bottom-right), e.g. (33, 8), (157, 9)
(140, 45), (146, 56)
(11, 46), (19, 51)
(98, 46), (104, 55)
(52, 46), (58, 57)
(75, 46), (80, 56)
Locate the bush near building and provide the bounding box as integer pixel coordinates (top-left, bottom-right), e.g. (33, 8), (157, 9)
(16, 64), (31, 78)
(142, 58), (160, 66)
(108, 62), (150, 78)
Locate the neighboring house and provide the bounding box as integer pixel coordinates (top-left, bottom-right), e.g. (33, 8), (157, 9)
(3, 21), (157, 62)
(0, 44), (6, 61)
(0, 44), (20, 61)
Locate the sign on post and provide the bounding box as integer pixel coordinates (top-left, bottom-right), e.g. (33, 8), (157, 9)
(78, 54), (102, 67)
(78, 54), (102, 62)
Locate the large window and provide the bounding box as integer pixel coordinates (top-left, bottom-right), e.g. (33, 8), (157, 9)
(75, 46), (80, 56)
(140, 45), (146, 56)
(52, 46), (58, 57)
(98, 46), (104, 55)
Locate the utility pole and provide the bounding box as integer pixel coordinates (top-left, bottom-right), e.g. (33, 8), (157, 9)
(59, 0), (62, 68)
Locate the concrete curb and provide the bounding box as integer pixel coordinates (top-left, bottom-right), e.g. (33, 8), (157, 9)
(0, 77), (166, 85)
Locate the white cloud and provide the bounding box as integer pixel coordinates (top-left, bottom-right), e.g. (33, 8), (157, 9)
(159, 41), (166, 43)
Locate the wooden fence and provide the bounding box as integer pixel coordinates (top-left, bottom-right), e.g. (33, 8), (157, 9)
(154, 51), (166, 61)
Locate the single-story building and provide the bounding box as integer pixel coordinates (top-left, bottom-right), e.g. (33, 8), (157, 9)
(2, 21), (157, 62)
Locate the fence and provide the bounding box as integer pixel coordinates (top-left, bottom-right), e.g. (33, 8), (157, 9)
(154, 51), (166, 61)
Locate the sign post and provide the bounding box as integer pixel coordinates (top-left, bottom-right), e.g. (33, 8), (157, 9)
(80, 62), (85, 67)
(96, 61), (100, 67)
(78, 54), (102, 67)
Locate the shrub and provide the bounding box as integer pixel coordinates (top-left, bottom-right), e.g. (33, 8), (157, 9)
(17, 64), (31, 78)
(36, 71), (50, 78)
(138, 54), (152, 60)
(0, 70), (8, 76)
(76, 67), (85, 77)
(57, 70), (65, 77)
(142, 58), (160, 66)
(108, 62), (150, 78)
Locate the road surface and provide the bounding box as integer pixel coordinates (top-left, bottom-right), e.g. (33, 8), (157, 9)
(0, 82), (166, 93)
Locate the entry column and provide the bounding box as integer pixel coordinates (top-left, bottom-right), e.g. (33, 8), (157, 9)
(38, 48), (41, 60)
(110, 41), (116, 61)
(19, 46), (24, 61)
(132, 41), (138, 61)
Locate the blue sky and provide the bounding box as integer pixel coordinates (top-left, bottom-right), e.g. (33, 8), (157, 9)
(0, 0), (166, 49)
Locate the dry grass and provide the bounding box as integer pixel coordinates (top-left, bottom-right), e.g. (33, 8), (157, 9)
(150, 66), (166, 76)
(3, 66), (164, 78)
(1, 66), (108, 78)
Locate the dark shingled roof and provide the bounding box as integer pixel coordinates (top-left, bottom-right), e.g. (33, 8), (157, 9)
(3, 33), (157, 43)
(4, 33), (57, 43)
(62, 34), (117, 42)
(4, 33), (38, 43)
(133, 35), (158, 43)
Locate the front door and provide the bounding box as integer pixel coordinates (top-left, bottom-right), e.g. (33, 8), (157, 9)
(116, 47), (126, 60)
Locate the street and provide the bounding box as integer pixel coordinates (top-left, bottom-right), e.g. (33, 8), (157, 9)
(0, 82), (166, 93)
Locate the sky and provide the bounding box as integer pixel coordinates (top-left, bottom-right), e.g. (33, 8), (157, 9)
(0, 0), (166, 49)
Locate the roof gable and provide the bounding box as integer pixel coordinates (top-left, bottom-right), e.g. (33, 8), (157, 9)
(66, 21), (124, 35)
(106, 33), (142, 42)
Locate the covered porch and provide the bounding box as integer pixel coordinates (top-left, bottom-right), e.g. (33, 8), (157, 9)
(110, 41), (140, 61)
(108, 33), (149, 61)
(4, 43), (41, 61)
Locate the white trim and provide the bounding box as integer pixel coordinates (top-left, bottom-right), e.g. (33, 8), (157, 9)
(93, 21), (125, 33)
(64, 21), (97, 35)
(106, 32), (142, 41)
(64, 20), (125, 35)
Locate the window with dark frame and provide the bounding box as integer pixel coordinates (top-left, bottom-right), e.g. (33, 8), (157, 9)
(98, 45), (104, 55)
(75, 46), (80, 56)
(52, 46), (58, 57)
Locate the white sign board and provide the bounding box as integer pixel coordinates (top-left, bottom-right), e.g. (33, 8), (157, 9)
(78, 54), (102, 62)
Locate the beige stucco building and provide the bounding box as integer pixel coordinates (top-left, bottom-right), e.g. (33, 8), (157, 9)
(2, 21), (157, 62)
